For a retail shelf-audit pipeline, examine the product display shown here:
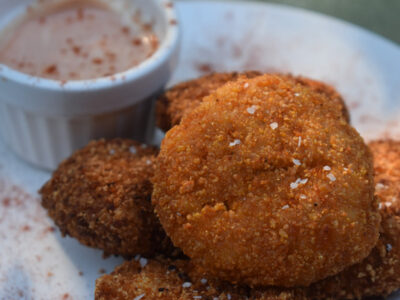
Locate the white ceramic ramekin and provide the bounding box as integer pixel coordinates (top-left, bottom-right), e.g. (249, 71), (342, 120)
(0, 0), (180, 170)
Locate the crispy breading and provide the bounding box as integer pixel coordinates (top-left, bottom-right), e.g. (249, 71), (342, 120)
(286, 75), (350, 123)
(156, 71), (262, 131)
(95, 200), (400, 300)
(152, 74), (379, 287)
(40, 139), (175, 257)
(155, 72), (349, 132)
(370, 140), (400, 213)
(95, 257), (251, 300)
(96, 140), (400, 299)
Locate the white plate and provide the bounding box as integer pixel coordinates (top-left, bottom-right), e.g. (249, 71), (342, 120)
(1, 1), (400, 299)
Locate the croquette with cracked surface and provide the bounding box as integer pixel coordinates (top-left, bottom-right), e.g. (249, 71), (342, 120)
(97, 140), (400, 299)
(156, 72), (349, 131)
(40, 139), (173, 258)
(94, 200), (400, 300)
(152, 74), (380, 287)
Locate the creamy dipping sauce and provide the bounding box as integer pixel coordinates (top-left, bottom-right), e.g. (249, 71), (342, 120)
(0, 1), (158, 80)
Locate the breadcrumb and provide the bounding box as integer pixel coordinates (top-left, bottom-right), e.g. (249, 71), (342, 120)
(153, 74), (379, 287)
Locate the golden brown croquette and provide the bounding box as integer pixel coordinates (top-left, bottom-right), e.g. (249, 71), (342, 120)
(152, 74), (379, 287)
(94, 199), (400, 300)
(156, 71), (262, 131)
(96, 139), (400, 299)
(155, 72), (350, 132)
(95, 257), (251, 300)
(40, 139), (174, 258)
(370, 140), (400, 212)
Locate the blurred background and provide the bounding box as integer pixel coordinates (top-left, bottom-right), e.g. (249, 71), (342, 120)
(219, 0), (400, 45)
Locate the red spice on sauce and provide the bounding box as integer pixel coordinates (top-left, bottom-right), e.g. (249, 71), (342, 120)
(44, 64), (58, 75)
(0, 0), (159, 81)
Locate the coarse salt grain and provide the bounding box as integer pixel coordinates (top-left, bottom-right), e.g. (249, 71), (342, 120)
(376, 183), (386, 190)
(300, 194), (307, 199)
(378, 203), (383, 209)
(129, 146), (137, 154)
(323, 166), (331, 171)
(299, 178), (308, 184)
(270, 122), (278, 130)
(387, 244), (393, 252)
(227, 294), (232, 300)
(193, 296), (202, 299)
(182, 282), (192, 288)
(327, 173), (336, 181)
(200, 278), (208, 285)
(243, 82), (249, 88)
(134, 294), (145, 300)
(229, 139), (241, 147)
(294, 93), (300, 97)
(139, 257), (148, 268)
(293, 159), (301, 166)
(282, 204), (289, 210)
(290, 178), (308, 189)
(146, 160), (152, 165)
(344, 167), (349, 171)
(109, 149), (115, 155)
(298, 136), (302, 147)
(247, 105), (258, 114)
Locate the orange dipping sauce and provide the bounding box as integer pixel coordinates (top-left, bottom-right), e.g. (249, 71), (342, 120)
(0, 1), (158, 80)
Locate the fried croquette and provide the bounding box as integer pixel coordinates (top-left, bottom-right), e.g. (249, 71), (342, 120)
(156, 71), (262, 131)
(152, 74), (380, 287)
(370, 140), (400, 212)
(155, 72), (349, 131)
(95, 200), (400, 300)
(40, 139), (173, 257)
(95, 257), (250, 300)
(96, 183), (400, 300)
(287, 75), (350, 123)
(95, 140), (400, 299)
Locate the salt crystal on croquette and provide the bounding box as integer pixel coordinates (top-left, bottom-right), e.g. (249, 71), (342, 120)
(153, 74), (379, 287)
(270, 122), (278, 129)
(139, 258), (148, 268)
(292, 158), (301, 166)
(229, 139), (241, 147)
(246, 105), (258, 114)
(297, 136), (302, 147)
(327, 173), (336, 181)
(133, 294), (145, 300)
(156, 72), (351, 132)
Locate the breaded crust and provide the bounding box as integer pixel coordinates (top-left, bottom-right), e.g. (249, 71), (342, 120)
(40, 139), (173, 257)
(95, 257), (250, 300)
(96, 140), (400, 299)
(95, 204), (400, 299)
(152, 74), (379, 287)
(287, 75), (350, 123)
(156, 71), (261, 131)
(155, 72), (349, 132)
(370, 140), (400, 212)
